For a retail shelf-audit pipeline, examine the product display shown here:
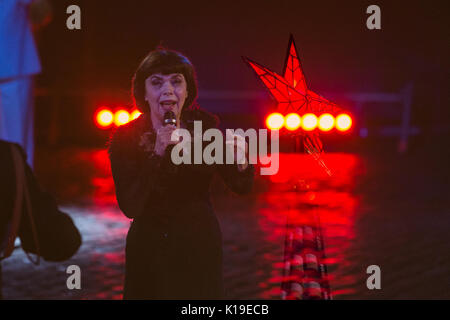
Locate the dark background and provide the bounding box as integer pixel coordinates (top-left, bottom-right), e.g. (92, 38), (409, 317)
(33, 0), (449, 148)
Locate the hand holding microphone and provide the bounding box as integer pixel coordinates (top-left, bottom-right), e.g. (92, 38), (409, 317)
(226, 133), (249, 171)
(154, 111), (179, 156)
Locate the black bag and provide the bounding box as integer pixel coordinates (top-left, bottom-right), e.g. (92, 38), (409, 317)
(0, 141), (82, 263)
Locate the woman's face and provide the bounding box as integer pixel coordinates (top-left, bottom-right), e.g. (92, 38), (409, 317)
(144, 73), (188, 127)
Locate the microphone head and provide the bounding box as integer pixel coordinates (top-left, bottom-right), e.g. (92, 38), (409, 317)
(163, 111), (177, 126)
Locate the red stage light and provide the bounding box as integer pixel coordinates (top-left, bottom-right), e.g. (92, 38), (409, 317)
(318, 113), (335, 132)
(266, 112), (284, 130)
(285, 113), (301, 131)
(95, 109), (114, 128)
(131, 110), (142, 120)
(336, 114), (352, 132)
(114, 110), (130, 126)
(302, 113), (317, 131)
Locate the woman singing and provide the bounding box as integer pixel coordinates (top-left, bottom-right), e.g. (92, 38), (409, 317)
(109, 48), (254, 299)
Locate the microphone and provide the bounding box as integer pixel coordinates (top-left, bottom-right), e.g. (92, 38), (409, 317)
(163, 111), (177, 127)
(163, 111), (177, 159)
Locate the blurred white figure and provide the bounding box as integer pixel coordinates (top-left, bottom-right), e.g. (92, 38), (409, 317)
(0, 0), (51, 168)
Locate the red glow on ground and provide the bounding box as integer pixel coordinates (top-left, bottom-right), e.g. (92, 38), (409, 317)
(89, 149), (116, 206)
(257, 152), (363, 299)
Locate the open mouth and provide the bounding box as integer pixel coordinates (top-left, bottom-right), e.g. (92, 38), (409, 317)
(160, 101), (177, 107)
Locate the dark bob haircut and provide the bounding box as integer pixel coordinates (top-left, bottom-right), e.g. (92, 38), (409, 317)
(132, 48), (198, 114)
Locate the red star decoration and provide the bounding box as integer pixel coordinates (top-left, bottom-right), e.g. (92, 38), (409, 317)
(243, 35), (345, 175)
(243, 35), (342, 116)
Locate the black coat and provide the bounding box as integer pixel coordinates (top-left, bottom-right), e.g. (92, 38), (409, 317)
(108, 108), (254, 299)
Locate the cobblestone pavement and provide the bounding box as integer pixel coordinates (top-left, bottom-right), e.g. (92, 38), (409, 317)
(2, 146), (450, 299)
(1, 196), (282, 300)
